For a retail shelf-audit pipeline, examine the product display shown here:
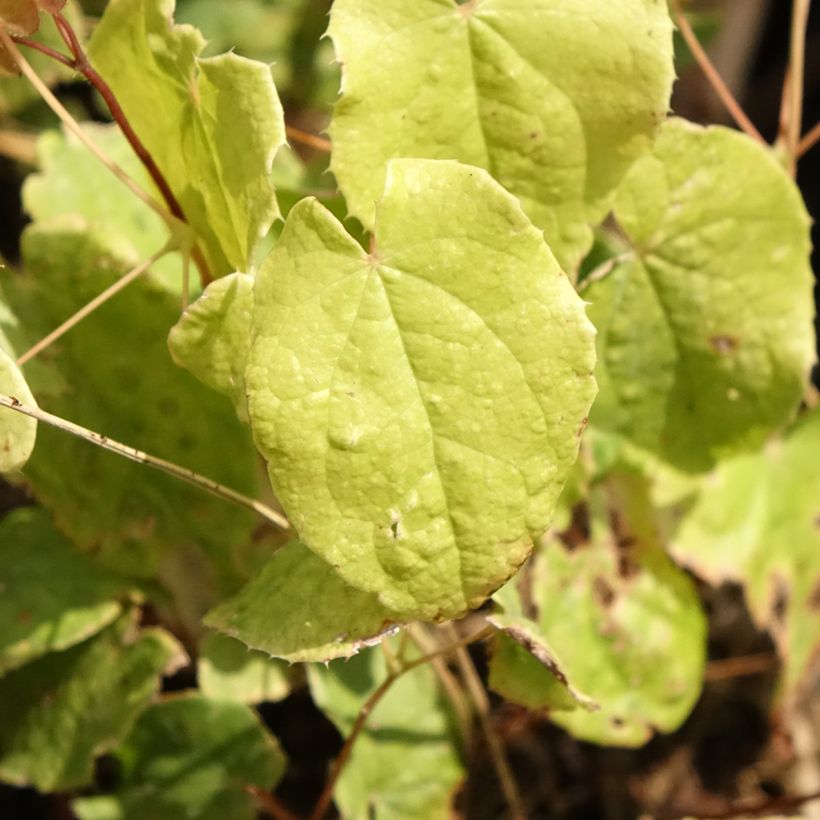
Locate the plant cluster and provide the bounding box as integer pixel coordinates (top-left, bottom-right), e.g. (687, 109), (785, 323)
(0, 0), (817, 818)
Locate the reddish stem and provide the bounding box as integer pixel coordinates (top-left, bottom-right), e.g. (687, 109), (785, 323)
(46, 12), (212, 285)
(10, 34), (75, 69)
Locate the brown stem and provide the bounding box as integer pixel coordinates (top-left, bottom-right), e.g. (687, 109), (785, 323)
(670, 0), (765, 144)
(245, 786), (302, 820)
(51, 12), (212, 285)
(285, 124), (331, 153)
(309, 626), (494, 820)
(784, 0), (811, 175)
(704, 652), (776, 681)
(684, 788), (820, 819)
(798, 119), (820, 158)
(0, 395), (290, 531)
(443, 624), (527, 820)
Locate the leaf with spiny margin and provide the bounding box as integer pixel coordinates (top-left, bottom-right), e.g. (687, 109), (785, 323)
(586, 119), (815, 471)
(0, 348), (36, 472)
(24, 126), (182, 291)
(671, 410), (820, 703)
(205, 541), (399, 663)
(198, 633), (291, 704)
(328, 0), (674, 271)
(168, 272), (253, 419)
(307, 642), (464, 820)
(0, 508), (133, 675)
(3, 224), (260, 605)
(0, 613), (185, 792)
(246, 159), (596, 620)
(88, 0), (286, 276)
(490, 476), (706, 746)
(488, 580), (597, 713)
(71, 695), (285, 820)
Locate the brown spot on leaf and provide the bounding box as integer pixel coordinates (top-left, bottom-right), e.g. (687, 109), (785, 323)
(593, 577), (616, 608)
(16, 609), (32, 625)
(559, 502), (590, 550)
(577, 417), (589, 438)
(809, 580), (820, 612)
(710, 334), (739, 355)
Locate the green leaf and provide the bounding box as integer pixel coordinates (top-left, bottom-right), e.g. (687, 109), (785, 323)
(671, 410), (820, 702)
(4, 224), (260, 606)
(328, 0), (674, 270)
(198, 632), (291, 704)
(205, 541), (400, 663)
(23, 126), (182, 291)
(489, 476), (706, 746)
(88, 0), (286, 276)
(0, 348), (36, 472)
(247, 159), (596, 620)
(307, 643), (464, 820)
(168, 272), (253, 419)
(0, 614), (185, 791)
(586, 119), (816, 471)
(0, 508), (131, 675)
(71, 695), (285, 820)
(488, 581), (597, 713)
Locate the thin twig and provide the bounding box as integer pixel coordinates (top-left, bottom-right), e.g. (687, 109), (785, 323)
(286, 124), (331, 153)
(309, 625), (494, 820)
(670, 0), (765, 144)
(0, 28), (174, 227)
(408, 624), (473, 746)
(704, 652), (776, 682)
(684, 788), (820, 819)
(245, 785), (301, 820)
(0, 395), (290, 531)
(443, 624), (527, 820)
(785, 0), (812, 174)
(16, 244), (172, 367)
(798, 119), (820, 158)
(50, 12), (212, 285)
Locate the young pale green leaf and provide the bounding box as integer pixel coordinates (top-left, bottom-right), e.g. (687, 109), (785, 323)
(307, 643), (465, 820)
(168, 272), (253, 419)
(0, 509), (132, 675)
(489, 477), (706, 746)
(88, 0), (286, 275)
(205, 541), (400, 663)
(71, 695), (285, 820)
(246, 159), (597, 620)
(671, 410), (820, 702)
(5, 224), (260, 601)
(328, 0), (674, 271)
(24, 126), (182, 290)
(0, 347), (36, 472)
(198, 632), (291, 704)
(587, 119), (815, 471)
(0, 614), (185, 792)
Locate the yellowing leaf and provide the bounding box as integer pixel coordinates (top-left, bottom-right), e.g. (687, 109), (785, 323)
(89, 0), (286, 276)
(246, 159), (596, 620)
(328, 0), (674, 270)
(587, 119), (815, 470)
(0, 347), (36, 472)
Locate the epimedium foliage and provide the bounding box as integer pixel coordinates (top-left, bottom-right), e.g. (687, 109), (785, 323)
(0, 0), (817, 816)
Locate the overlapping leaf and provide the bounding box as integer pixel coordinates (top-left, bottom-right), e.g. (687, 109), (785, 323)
(0, 509), (130, 674)
(205, 542), (399, 663)
(88, 0), (286, 275)
(489, 476), (706, 746)
(0, 614), (184, 791)
(586, 119), (815, 470)
(198, 633), (291, 704)
(246, 159), (596, 620)
(328, 0), (674, 270)
(671, 410), (820, 702)
(71, 695), (285, 820)
(4, 224), (260, 604)
(308, 643), (464, 819)
(0, 347), (36, 472)
(24, 126), (182, 290)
